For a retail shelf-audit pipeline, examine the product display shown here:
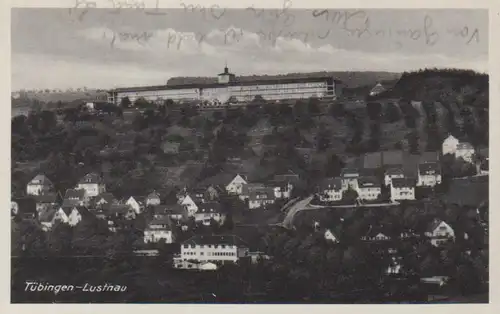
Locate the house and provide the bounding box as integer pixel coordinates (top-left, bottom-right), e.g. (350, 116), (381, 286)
(166, 204), (189, 222)
(390, 178), (416, 201)
(144, 216), (174, 244)
(455, 142), (475, 163)
(270, 171), (299, 199)
(369, 82), (385, 96)
(442, 134), (460, 156)
(248, 187), (276, 209)
(26, 174), (53, 196)
(125, 196), (143, 214)
(92, 192), (117, 209)
(204, 185), (221, 201)
(64, 189), (88, 206)
(152, 205), (170, 219)
(38, 206), (58, 231)
(194, 202), (225, 225)
(425, 219), (455, 247)
(324, 229), (340, 243)
(176, 235), (249, 266)
(357, 177), (381, 201)
(361, 226), (392, 241)
(240, 183), (266, 201)
(181, 195), (200, 216)
(318, 178), (343, 202)
(384, 166), (405, 186)
(108, 204), (136, 220)
(477, 147), (489, 175)
(77, 172), (106, 197)
(11, 197), (37, 220)
(161, 141), (180, 154)
(146, 191), (161, 206)
(225, 174), (248, 195)
(341, 168), (360, 190)
(417, 162), (442, 187)
(53, 205), (89, 226)
(34, 193), (59, 213)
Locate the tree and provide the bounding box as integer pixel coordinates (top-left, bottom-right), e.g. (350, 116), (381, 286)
(308, 97), (321, 115)
(120, 96), (132, 108)
(325, 154), (345, 177)
(366, 102), (382, 121)
(384, 102), (401, 123)
(342, 187), (358, 203)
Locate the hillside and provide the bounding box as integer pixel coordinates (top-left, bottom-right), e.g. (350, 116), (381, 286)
(167, 71), (402, 88)
(12, 90), (108, 105)
(372, 68), (488, 108)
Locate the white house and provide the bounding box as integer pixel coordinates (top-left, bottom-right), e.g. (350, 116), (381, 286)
(248, 187), (276, 209)
(390, 178), (416, 201)
(64, 189), (88, 206)
(425, 219), (455, 247)
(318, 178), (343, 202)
(194, 202), (225, 225)
(455, 142), (475, 163)
(340, 168), (360, 191)
(357, 177), (381, 201)
(225, 174), (248, 195)
(271, 171), (299, 199)
(176, 235), (249, 266)
(77, 173), (106, 197)
(181, 195), (200, 216)
(126, 196), (143, 214)
(324, 229), (340, 243)
(144, 216), (174, 244)
(66, 207), (83, 226)
(240, 183), (266, 201)
(146, 191), (161, 206)
(26, 174), (53, 196)
(442, 134), (460, 156)
(417, 162), (442, 187)
(384, 167), (405, 186)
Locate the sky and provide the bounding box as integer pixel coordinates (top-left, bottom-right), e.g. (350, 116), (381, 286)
(11, 8), (488, 91)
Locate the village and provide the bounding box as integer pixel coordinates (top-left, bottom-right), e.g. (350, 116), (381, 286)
(12, 130), (489, 275)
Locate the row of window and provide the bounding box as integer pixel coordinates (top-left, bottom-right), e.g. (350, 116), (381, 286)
(183, 244), (232, 249)
(183, 251), (236, 257)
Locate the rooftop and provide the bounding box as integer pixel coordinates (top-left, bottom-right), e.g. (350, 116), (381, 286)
(358, 177), (381, 188)
(391, 177), (416, 188)
(78, 172), (103, 184)
(319, 177), (343, 191)
(419, 162), (441, 175)
(28, 174), (53, 186)
(183, 234), (248, 247)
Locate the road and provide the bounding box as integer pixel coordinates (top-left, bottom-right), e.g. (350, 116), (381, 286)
(280, 196), (400, 229)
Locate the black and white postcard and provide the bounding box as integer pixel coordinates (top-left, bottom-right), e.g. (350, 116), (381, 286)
(3, 0), (495, 308)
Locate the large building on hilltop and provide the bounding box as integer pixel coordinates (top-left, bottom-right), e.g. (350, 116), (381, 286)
(107, 65), (343, 106)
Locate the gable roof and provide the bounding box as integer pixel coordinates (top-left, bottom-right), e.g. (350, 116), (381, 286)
(108, 204), (133, 215)
(146, 216), (173, 230)
(242, 183), (266, 195)
(319, 177), (343, 191)
(182, 234), (248, 247)
(35, 193), (58, 204)
(78, 172), (102, 184)
(94, 192), (116, 204)
(197, 202), (222, 213)
(370, 82), (386, 96)
(65, 189), (86, 200)
(28, 174), (53, 186)
(341, 167), (360, 178)
(418, 162), (441, 175)
(249, 187), (275, 201)
(358, 176), (381, 188)
(426, 219), (451, 233)
(457, 142), (474, 150)
(385, 166), (404, 176)
(147, 191), (161, 200)
(391, 177), (416, 188)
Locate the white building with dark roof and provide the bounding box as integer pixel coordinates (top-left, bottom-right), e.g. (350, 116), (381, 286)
(144, 216), (174, 244)
(77, 172), (106, 197)
(384, 166), (405, 186)
(107, 67), (343, 105)
(357, 177), (381, 201)
(455, 142), (475, 163)
(390, 178), (416, 201)
(417, 162), (442, 187)
(178, 235), (249, 264)
(26, 174), (53, 196)
(318, 177), (344, 202)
